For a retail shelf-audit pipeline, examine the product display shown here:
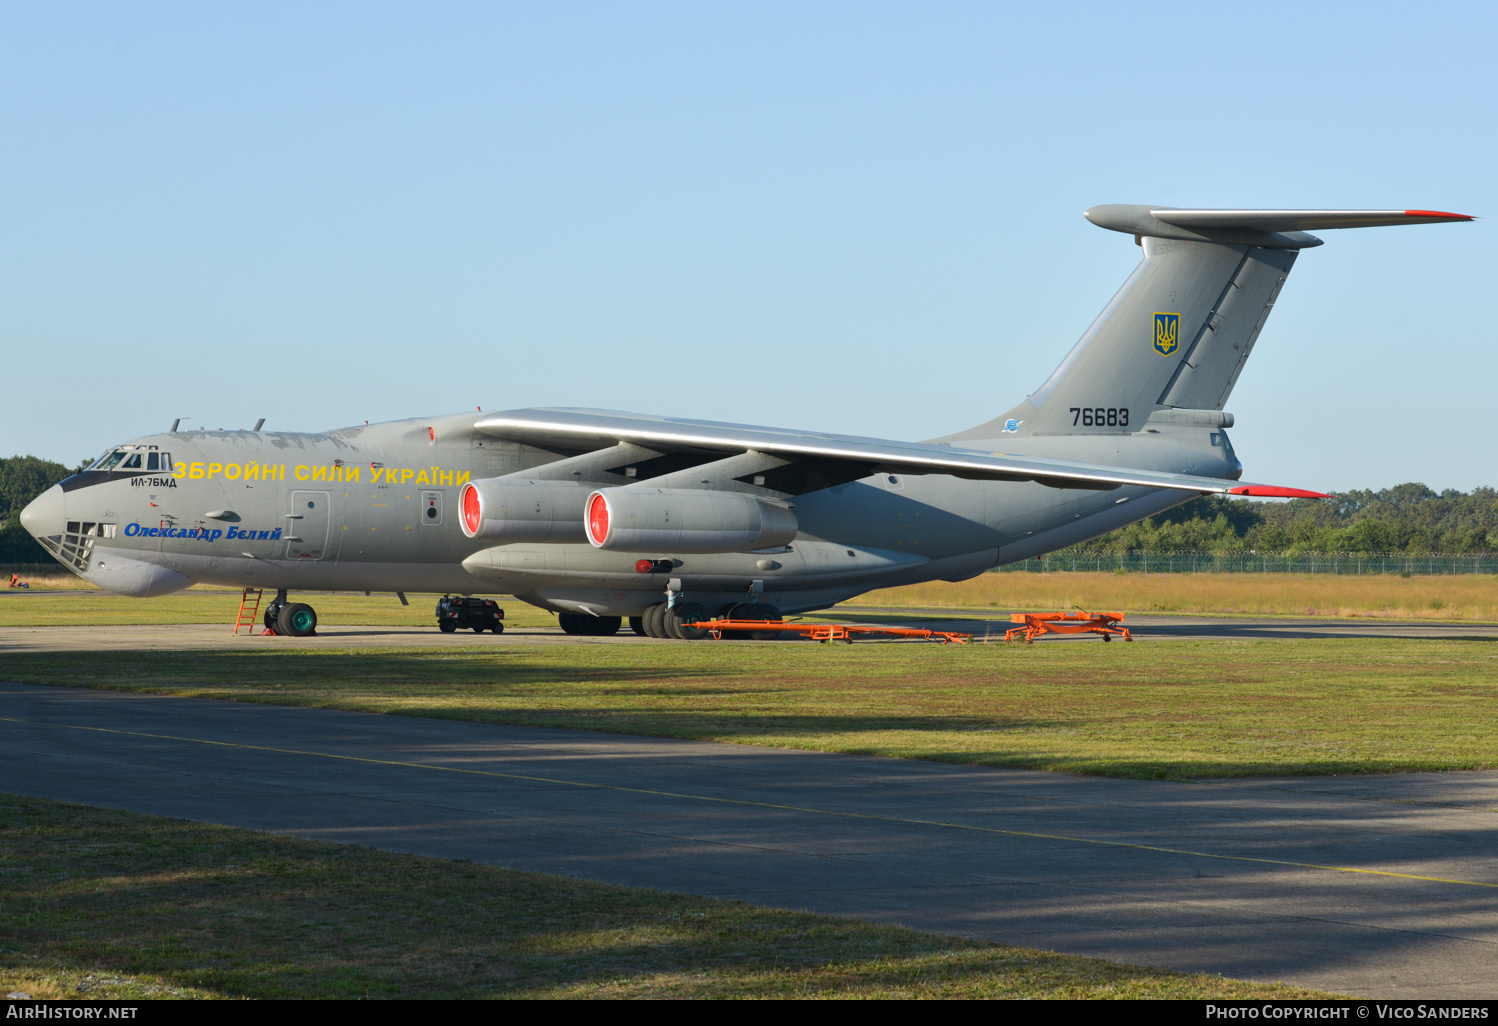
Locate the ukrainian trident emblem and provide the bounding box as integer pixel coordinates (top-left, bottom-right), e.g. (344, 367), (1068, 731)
(1154, 313), (1179, 356)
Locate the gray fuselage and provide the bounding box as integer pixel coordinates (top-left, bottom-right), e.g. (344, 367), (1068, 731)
(22, 409), (1236, 617)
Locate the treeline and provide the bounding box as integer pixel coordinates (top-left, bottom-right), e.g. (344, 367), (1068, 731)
(0, 455), (82, 563)
(1071, 484), (1498, 555)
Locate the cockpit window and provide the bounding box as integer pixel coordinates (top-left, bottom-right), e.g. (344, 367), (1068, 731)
(91, 450), (128, 471)
(86, 447), (169, 473)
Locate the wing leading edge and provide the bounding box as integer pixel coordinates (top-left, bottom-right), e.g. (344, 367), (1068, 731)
(473, 408), (1328, 499)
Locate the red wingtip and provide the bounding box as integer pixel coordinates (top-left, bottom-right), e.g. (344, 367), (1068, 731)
(1404, 209), (1474, 221)
(1228, 486), (1332, 499)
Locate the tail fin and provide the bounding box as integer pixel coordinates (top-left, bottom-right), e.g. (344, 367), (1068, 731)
(949, 206), (1471, 440)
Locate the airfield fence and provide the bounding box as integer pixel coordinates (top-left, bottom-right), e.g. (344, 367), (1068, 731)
(998, 552), (1498, 576)
(0, 544), (49, 566)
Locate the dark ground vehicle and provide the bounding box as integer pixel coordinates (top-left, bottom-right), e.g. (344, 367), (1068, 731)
(436, 595), (505, 633)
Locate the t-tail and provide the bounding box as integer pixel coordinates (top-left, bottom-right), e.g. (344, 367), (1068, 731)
(949, 206), (1471, 440)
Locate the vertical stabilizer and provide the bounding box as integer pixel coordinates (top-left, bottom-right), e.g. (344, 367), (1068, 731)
(943, 205), (1471, 442)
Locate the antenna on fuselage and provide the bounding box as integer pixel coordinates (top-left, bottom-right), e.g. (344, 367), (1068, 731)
(170, 418), (186, 433)
(253, 418), (265, 431)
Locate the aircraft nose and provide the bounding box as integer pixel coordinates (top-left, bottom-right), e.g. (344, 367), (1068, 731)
(19, 484), (65, 539)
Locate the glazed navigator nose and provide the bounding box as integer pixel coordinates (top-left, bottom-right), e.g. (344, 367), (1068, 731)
(19, 484), (65, 540)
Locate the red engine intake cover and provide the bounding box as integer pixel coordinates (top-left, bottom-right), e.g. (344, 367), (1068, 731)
(460, 483), (483, 537)
(587, 492), (610, 545)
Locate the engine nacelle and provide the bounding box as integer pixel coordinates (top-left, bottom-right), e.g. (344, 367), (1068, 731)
(458, 478), (590, 543)
(584, 487), (797, 553)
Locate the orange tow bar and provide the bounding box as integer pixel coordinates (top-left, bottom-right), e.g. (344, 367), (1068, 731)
(687, 620), (971, 644)
(1004, 611), (1131, 643)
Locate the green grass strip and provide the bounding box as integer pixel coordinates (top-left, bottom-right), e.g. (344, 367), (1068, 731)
(4, 637), (1498, 779)
(0, 794), (1336, 1000)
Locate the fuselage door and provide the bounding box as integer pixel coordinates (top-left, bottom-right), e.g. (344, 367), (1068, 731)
(420, 490), (442, 526)
(286, 491), (332, 560)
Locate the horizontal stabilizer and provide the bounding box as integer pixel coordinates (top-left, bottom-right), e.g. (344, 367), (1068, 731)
(1153, 208), (1473, 232)
(1085, 205), (1472, 248)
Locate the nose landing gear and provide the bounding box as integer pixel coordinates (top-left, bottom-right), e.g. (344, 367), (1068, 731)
(262, 590), (318, 637)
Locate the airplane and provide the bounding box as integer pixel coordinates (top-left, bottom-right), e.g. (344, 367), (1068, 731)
(19, 205), (1470, 639)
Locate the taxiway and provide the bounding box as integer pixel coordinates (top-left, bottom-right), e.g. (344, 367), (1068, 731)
(1, 680), (1494, 998)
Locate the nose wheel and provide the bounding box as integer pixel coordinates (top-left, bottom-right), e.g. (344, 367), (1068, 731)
(263, 591), (318, 637)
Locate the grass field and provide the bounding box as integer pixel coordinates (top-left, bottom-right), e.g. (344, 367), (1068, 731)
(4, 571), (1498, 629)
(6, 638), (1496, 778)
(7, 567), (1498, 625)
(860, 571), (1498, 621)
(0, 794), (1332, 999)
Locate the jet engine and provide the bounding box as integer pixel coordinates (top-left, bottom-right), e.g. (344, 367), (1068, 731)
(584, 487), (797, 553)
(458, 478), (591, 542)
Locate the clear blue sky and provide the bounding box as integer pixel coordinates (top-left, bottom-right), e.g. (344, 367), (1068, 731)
(3, 2), (1493, 491)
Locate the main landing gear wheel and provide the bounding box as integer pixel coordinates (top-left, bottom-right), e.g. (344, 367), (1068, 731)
(716, 602), (782, 640)
(643, 604), (668, 638)
(629, 616), (647, 637)
(277, 602), (317, 638)
(559, 613), (622, 636)
(745, 603), (783, 640)
(714, 603), (750, 639)
(665, 602), (711, 640)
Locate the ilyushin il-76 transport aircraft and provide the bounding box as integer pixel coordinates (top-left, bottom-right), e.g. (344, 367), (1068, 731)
(22, 206), (1470, 638)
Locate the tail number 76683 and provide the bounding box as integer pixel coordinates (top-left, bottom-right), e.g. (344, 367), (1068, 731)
(1070, 407), (1129, 427)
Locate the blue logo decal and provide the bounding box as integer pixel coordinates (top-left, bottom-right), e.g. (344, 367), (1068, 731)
(1154, 313), (1179, 356)
(1004, 419), (1021, 433)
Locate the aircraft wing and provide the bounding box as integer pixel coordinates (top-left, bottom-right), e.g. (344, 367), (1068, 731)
(473, 407), (1327, 499)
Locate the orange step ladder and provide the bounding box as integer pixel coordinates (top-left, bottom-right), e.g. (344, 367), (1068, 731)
(233, 588), (264, 635)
